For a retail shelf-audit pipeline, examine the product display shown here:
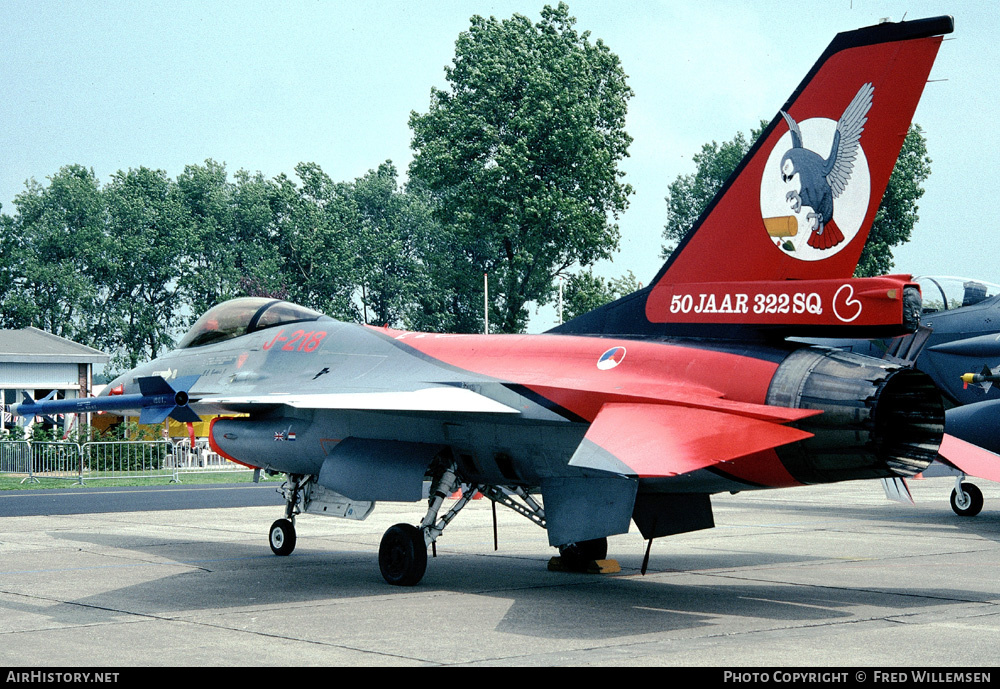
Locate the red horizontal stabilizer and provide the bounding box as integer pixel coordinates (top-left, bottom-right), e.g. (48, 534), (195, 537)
(938, 434), (1000, 483)
(569, 403), (813, 478)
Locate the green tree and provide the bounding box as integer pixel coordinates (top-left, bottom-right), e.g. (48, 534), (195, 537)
(176, 160), (285, 317)
(408, 2), (633, 333)
(0, 165), (107, 341)
(661, 122), (767, 258)
(351, 161), (435, 328)
(661, 123), (930, 277)
(855, 124), (931, 277)
(231, 168), (286, 299)
(176, 159), (239, 316)
(102, 167), (188, 370)
(270, 162), (360, 320)
(561, 269), (640, 322)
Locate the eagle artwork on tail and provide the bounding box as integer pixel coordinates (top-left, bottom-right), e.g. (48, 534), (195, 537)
(780, 82), (874, 250)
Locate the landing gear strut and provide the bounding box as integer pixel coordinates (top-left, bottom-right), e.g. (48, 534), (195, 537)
(269, 474), (309, 556)
(378, 462), (470, 586)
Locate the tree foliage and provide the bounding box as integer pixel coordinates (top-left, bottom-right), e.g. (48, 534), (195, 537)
(0, 3), (637, 368)
(661, 122), (767, 258)
(102, 167), (187, 369)
(352, 162), (436, 327)
(0, 165), (107, 340)
(561, 269), (640, 322)
(855, 124), (931, 277)
(408, 2), (633, 332)
(661, 123), (931, 277)
(0, 160), (435, 374)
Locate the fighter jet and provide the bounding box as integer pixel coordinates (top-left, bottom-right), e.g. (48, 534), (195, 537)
(816, 276), (1000, 517)
(16, 16), (978, 586)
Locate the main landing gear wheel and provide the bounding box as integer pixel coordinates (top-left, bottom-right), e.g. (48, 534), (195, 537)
(950, 482), (984, 517)
(269, 518), (296, 556)
(558, 537), (608, 569)
(379, 523), (427, 586)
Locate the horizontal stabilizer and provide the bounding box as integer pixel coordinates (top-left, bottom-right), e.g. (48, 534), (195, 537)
(569, 403), (813, 478)
(211, 386), (519, 414)
(937, 434), (1000, 483)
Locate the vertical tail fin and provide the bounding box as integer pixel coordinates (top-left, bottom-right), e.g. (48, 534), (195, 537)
(556, 16), (953, 338)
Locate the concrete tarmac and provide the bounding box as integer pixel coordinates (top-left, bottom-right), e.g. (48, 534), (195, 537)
(1, 476), (998, 668)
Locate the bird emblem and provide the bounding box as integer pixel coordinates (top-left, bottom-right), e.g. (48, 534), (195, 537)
(779, 83), (874, 250)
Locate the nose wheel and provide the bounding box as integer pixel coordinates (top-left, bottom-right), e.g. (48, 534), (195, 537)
(269, 518), (296, 556)
(269, 474), (308, 556)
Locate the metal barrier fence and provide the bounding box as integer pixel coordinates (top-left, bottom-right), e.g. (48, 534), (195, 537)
(0, 441), (31, 476)
(82, 440), (174, 482)
(30, 441), (84, 483)
(0, 439), (260, 484)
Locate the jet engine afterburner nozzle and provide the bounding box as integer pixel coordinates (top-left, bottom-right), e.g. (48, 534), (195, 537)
(766, 347), (944, 484)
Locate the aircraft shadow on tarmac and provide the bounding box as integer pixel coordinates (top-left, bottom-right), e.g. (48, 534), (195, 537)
(17, 529), (997, 642)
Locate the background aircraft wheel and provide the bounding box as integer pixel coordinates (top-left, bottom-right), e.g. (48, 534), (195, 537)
(558, 537), (608, 568)
(379, 523), (427, 586)
(269, 518), (296, 556)
(950, 483), (984, 517)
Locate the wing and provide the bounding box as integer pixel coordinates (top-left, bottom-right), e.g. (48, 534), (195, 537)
(826, 82), (874, 197)
(204, 386), (520, 414)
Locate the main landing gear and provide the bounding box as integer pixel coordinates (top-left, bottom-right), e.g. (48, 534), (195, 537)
(378, 462), (480, 586)
(268, 466), (557, 587)
(557, 537), (608, 569)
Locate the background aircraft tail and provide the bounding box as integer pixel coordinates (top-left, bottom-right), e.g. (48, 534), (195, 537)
(555, 16), (953, 339)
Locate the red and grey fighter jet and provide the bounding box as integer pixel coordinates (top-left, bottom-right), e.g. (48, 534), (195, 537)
(18, 16), (980, 586)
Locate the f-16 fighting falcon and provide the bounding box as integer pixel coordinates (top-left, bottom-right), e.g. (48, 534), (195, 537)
(17, 16), (985, 587)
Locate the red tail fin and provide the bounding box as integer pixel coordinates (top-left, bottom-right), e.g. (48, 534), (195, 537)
(555, 16), (953, 339)
(653, 16), (952, 289)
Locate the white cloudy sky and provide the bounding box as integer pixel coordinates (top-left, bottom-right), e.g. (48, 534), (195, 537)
(1, 1), (990, 331)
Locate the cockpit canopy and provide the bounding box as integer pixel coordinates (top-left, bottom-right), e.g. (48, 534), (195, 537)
(177, 298), (326, 349)
(916, 276), (1000, 314)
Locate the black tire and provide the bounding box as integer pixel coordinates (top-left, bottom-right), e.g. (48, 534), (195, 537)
(950, 483), (984, 517)
(379, 523), (428, 586)
(269, 518), (296, 556)
(558, 537), (608, 568)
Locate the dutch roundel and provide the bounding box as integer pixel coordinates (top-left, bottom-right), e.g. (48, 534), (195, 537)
(597, 346), (626, 370)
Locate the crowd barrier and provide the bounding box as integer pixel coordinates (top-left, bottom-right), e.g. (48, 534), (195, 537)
(0, 438), (256, 484)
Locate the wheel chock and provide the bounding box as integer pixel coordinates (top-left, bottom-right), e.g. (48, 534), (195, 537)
(547, 557), (621, 574)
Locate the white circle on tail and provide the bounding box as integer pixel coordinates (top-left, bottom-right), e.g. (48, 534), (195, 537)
(760, 118), (870, 262)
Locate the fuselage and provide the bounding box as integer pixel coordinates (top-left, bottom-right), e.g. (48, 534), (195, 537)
(106, 301), (942, 498)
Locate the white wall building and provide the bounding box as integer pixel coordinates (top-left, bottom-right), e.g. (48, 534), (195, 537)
(0, 327), (109, 435)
